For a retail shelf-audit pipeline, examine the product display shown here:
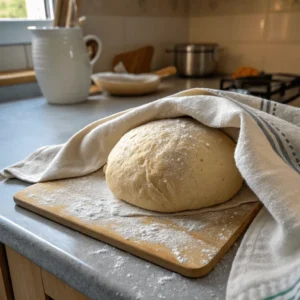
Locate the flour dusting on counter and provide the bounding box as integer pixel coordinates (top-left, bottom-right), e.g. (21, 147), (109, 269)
(113, 256), (125, 271)
(158, 273), (177, 285)
(89, 248), (109, 255)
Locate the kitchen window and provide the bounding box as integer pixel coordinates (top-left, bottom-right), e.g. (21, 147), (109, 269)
(0, 0), (53, 45)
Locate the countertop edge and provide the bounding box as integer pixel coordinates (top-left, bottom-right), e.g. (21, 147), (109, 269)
(0, 216), (131, 300)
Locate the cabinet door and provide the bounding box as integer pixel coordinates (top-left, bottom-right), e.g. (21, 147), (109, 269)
(41, 269), (89, 300)
(6, 245), (89, 300)
(0, 243), (13, 300)
(6, 246), (46, 300)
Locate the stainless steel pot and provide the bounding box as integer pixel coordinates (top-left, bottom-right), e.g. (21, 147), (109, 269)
(167, 43), (219, 77)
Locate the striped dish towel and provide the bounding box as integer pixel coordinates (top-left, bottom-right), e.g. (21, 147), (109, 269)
(1, 88), (300, 299)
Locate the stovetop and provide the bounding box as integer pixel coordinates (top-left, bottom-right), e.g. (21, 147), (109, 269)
(220, 73), (300, 103)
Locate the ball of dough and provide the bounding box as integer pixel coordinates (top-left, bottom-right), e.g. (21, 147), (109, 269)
(105, 118), (243, 213)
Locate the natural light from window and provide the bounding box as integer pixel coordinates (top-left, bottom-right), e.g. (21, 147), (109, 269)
(0, 0), (53, 20)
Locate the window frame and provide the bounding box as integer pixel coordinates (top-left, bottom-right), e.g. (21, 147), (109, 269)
(0, 19), (52, 45)
(0, 0), (54, 46)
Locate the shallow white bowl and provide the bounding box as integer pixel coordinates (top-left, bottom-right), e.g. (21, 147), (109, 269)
(91, 73), (161, 96)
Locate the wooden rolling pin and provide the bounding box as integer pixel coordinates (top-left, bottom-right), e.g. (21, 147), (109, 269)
(153, 66), (177, 78)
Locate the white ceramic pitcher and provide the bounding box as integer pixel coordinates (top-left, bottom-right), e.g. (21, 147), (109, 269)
(29, 27), (102, 104)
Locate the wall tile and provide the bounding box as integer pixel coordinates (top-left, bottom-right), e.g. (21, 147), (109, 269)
(156, 0), (189, 17)
(264, 44), (300, 73)
(231, 14), (266, 42)
(269, 0), (300, 12)
(233, 0), (269, 15)
(124, 17), (166, 46)
(84, 16), (188, 72)
(124, 17), (188, 70)
(267, 12), (300, 42)
(93, 45), (127, 72)
(83, 16), (125, 47)
(81, 0), (121, 17)
(187, 1), (300, 75)
(124, 17), (187, 46)
(189, 16), (232, 43)
(217, 44), (266, 73)
(72, 0), (300, 76)
(83, 16), (126, 72)
(0, 45), (27, 71)
(189, 0), (268, 16)
(81, 0), (144, 17)
(190, 14), (265, 43)
(189, 0), (235, 17)
(164, 17), (189, 44)
(152, 44), (174, 70)
(25, 45), (33, 69)
(81, 0), (188, 17)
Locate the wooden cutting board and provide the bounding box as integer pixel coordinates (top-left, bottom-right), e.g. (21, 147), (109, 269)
(14, 171), (261, 278)
(112, 46), (154, 74)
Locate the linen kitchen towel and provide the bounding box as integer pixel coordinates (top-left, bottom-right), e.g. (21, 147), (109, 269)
(1, 88), (300, 299)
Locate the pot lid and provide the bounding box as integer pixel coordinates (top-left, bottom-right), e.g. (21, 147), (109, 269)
(174, 43), (218, 52)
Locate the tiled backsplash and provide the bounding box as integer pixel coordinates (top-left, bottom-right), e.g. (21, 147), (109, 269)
(0, 45), (30, 70)
(81, 0), (188, 72)
(1, 0), (300, 75)
(80, 0), (189, 17)
(189, 0), (300, 74)
(83, 16), (188, 72)
(0, 0), (188, 73)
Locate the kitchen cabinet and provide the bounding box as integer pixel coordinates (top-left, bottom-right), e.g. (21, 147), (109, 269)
(0, 243), (13, 300)
(41, 269), (89, 300)
(5, 246), (89, 300)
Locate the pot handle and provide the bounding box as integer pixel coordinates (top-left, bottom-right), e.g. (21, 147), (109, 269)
(84, 34), (102, 66)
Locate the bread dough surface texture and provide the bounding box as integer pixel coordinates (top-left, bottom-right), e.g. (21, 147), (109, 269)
(105, 118), (243, 213)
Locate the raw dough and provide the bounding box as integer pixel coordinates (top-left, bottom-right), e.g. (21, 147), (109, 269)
(105, 118), (243, 213)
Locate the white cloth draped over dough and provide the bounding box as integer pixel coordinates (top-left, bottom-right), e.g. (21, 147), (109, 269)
(1, 88), (300, 299)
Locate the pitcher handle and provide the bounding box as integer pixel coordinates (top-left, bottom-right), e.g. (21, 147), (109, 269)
(84, 34), (102, 66)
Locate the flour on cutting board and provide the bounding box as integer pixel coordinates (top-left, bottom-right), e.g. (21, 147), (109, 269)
(25, 169), (257, 265)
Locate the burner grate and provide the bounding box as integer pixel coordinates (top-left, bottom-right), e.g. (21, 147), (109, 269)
(220, 73), (300, 103)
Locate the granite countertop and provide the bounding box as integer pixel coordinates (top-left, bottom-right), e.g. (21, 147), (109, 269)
(0, 77), (235, 300)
